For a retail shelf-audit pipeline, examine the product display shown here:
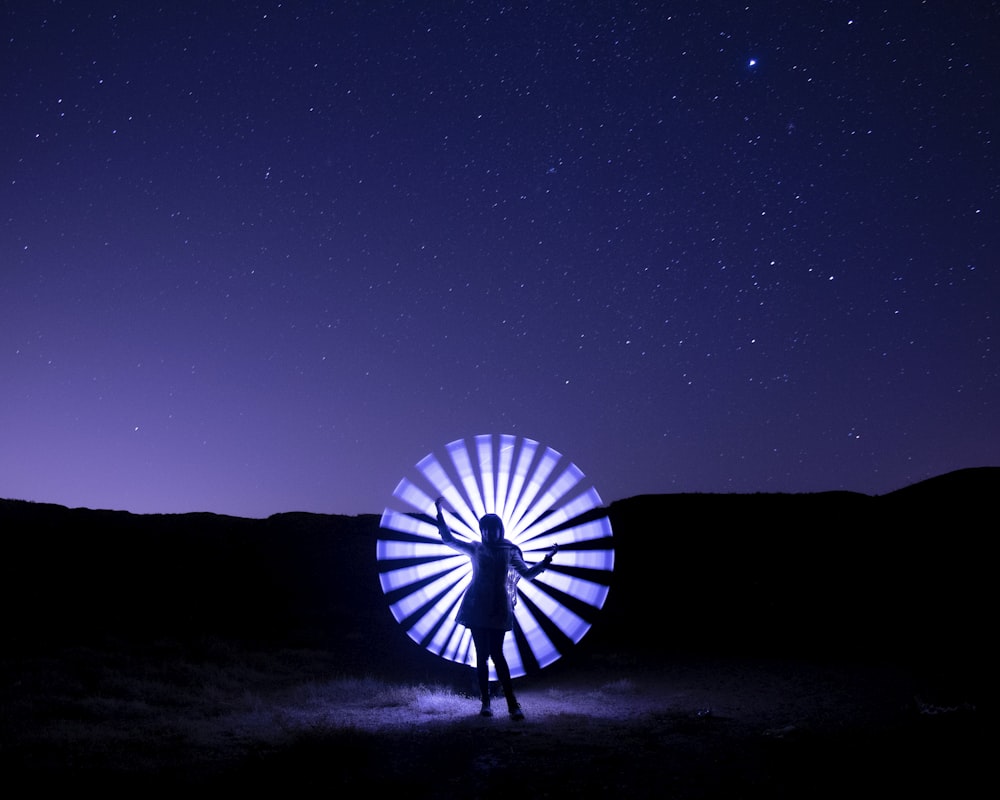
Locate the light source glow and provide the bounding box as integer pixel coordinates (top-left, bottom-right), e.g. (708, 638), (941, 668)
(378, 434), (615, 678)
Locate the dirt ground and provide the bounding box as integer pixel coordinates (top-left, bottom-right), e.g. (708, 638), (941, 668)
(281, 655), (983, 800)
(1, 642), (984, 798)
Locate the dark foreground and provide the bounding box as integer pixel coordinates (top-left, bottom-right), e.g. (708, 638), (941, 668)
(1, 472), (991, 796)
(0, 637), (985, 798)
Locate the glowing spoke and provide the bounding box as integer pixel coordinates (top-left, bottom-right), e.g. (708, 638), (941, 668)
(378, 508), (434, 539)
(554, 548), (616, 571)
(409, 577), (469, 642)
(378, 553), (468, 593)
(494, 434), (516, 519)
(516, 489), (604, 540)
(534, 571), (610, 609)
(376, 539), (457, 561)
(389, 567), (469, 621)
(476, 435), (497, 515)
(518, 583), (590, 648)
(513, 600), (559, 669)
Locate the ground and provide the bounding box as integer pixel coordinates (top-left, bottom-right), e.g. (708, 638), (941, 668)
(0, 640), (983, 797)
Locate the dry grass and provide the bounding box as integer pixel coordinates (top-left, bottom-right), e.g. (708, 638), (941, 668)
(2, 638), (984, 795)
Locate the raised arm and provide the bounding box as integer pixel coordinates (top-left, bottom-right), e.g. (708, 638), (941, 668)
(435, 497), (475, 555)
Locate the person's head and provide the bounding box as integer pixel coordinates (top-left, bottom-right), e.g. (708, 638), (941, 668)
(479, 513), (505, 543)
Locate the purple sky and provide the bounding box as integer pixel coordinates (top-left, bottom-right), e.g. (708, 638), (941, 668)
(3, 2), (997, 518)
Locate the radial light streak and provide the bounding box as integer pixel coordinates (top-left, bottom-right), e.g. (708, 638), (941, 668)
(378, 434), (616, 678)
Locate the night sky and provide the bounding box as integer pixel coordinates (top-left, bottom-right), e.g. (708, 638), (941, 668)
(3, 2), (997, 518)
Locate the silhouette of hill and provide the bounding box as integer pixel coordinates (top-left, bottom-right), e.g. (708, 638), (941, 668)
(883, 465), (998, 503)
(2, 466), (992, 684)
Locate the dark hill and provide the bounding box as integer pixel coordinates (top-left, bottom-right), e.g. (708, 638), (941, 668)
(2, 467), (993, 692)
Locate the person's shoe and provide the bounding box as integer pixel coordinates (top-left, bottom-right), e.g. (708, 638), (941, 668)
(508, 704), (524, 721)
(480, 703), (493, 717)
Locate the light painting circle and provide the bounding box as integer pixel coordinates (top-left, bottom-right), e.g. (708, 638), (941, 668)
(377, 434), (615, 679)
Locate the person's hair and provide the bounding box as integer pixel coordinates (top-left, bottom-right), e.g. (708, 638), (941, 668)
(479, 513), (504, 539)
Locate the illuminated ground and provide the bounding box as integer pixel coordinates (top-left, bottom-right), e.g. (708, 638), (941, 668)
(1, 640), (982, 796)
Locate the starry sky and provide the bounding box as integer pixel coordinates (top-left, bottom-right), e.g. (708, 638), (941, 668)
(3, 1), (997, 518)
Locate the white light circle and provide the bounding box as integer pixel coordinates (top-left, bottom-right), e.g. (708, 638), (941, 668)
(378, 434), (615, 679)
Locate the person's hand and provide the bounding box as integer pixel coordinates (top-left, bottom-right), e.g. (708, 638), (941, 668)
(434, 497), (445, 514)
(544, 543), (559, 563)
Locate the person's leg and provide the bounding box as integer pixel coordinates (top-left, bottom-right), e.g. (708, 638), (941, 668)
(488, 629), (523, 718)
(470, 628), (493, 715)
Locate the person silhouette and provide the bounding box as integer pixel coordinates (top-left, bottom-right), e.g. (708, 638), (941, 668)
(434, 496), (556, 720)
